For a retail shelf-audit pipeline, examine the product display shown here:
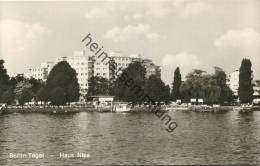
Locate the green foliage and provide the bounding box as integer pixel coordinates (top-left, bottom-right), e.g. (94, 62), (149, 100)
(0, 59), (11, 103)
(145, 74), (170, 102)
(45, 61), (80, 105)
(0, 60), (44, 105)
(213, 67), (235, 104)
(18, 88), (34, 106)
(12, 76), (44, 104)
(36, 87), (48, 102)
(0, 60), (9, 84)
(14, 80), (32, 97)
(29, 78), (44, 94)
(1, 90), (14, 105)
(238, 58), (254, 103)
(180, 69), (223, 104)
(87, 76), (110, 96)
(49, 87), (66, 106)
(113, 61), (146, 104)
(171, 67), (182, 100)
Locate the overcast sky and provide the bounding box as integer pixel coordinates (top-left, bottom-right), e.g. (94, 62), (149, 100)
(0, 0), (260, 85)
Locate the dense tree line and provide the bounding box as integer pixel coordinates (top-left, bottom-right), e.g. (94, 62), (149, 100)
(87, 61), (236, 105)
(87, 61), (171, 104)
(0, 59), (45, 105)
(1, 58), (254, 106)
(179, 68), (234, 104)
(0, 60), (79, 106)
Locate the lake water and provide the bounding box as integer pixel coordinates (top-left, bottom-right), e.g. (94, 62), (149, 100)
(0, 110), (260, 165)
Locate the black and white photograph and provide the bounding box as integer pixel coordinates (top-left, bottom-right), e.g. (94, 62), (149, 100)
(0, 0), (260, 165)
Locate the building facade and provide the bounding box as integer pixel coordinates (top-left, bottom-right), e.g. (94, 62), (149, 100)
(227, 70), (260, 102)
(24, 62), (54, 81)
(227, 70), (239, 96)
(56, 51), (89, 95)
(24, 51), (161, 98)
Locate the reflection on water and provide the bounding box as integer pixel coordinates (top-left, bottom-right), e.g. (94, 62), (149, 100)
(0, 111), (260, 165)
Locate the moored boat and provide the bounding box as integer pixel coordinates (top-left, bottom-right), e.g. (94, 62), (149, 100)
(97, 105), (112, 112)
(188, 105), (213, 112)
(113, 102), (131, 113)
(200, 105), (213, 112)
(233, 104), (253, 113)
(0, 104), (7, 114)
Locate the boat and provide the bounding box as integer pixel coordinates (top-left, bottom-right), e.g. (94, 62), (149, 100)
(97, 106), (112, 112)
(188, 105), (213, 112)
(113, 102), (131, 113)
(0, 104), (7, 114)
(200, 105), (213, 112)
(233, 104), (253, 113)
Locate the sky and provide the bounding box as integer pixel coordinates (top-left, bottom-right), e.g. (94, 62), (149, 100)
(0, 0), (260, 85)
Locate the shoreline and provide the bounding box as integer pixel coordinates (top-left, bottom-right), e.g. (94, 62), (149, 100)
(4, 106), (95, 114)
(1, 105), (259, 114)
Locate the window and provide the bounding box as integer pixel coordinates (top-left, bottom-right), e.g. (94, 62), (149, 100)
(97, 73), (100, 76)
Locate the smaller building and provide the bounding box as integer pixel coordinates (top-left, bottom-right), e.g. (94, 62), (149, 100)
(226, 70), (239, 96)
(24, 62), (54, 81)
(253, 80), (260, 98)
(87, 95), (114, 108)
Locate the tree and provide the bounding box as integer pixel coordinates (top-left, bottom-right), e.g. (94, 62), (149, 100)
(14, 80), (33, 104)
(145, 74), (170, 103)
(0, 60), (9, 84)
(180, 69), (222, 104)
(1, 90), (14, 105)
(18, 89), (33, 106)
(29, 78), (44, 95)
(45, 61), (80, 105)
(49, 87), (66, 106)
(213, 67), (234, 105)
(113, 61), (146, 104)
(0, 59), (11, 103)
(87, 76), (110, 96)
(238, 58), (254, 103)
(36, 87), (48, 102)
(171, 67), (182, 100)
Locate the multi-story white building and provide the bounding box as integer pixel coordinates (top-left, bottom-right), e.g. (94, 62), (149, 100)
(93, 56), (110, 80)
(227, 70), (239, 96)
(141, 59), (161, 78)
(103, 52), (161, 80)
(56, 51), (88, 95)
(24, 51), (161, 99)
(24, 62), (54, 81)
